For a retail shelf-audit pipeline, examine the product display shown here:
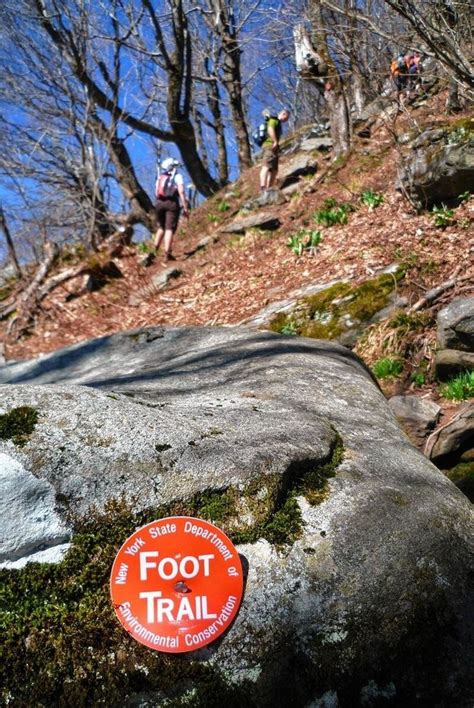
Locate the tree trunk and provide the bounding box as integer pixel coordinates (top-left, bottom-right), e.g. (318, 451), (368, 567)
(0, 207), (22, 279)
(299, 4), (352, 158)
(205, 57), (229, 186)
(90, 116), (156, 231)
(446, 78), (462, 112)
(325, 85), (351, 157)
(34, 0), (220, 200)
(209, 1), (252, 171)
(351, 69), (365, 115)
(171, 116), (220, 197)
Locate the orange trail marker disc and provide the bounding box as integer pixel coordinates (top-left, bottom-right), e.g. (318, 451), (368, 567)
(110, 516), (244, 653)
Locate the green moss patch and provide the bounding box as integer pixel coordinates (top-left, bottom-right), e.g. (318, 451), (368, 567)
(0, 498), (254, 707)
(446, 462), (474, 502)
(0, 406), (39, 446)
(0, 439), (344, 704)
(269, 273), (402, 340)
(0, 285), (12, 301)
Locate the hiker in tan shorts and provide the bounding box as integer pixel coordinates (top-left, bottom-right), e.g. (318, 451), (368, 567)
(259, 109), (290, 192)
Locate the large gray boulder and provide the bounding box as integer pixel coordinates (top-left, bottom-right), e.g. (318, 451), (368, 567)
(0, 326), (472, 707)
(397, 124), (474, 209)
(437, 296), (474, 352)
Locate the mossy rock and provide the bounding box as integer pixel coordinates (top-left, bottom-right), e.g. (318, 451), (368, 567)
(0, 438), (345, 706)
(446, 461), (474, 502)
(269, 273), (402, 343)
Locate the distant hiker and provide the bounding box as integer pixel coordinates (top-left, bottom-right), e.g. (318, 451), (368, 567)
(259, 108), (290, 192)
(390, 53), (409, 99)
(407, 51), (423, 97)
(154, 158), (189, 264)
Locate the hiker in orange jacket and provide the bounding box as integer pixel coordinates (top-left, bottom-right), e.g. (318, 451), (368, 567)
(390, 53), (409, 99)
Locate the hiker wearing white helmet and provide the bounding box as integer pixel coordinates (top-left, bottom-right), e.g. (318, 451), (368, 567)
(154, 157), (189, 263)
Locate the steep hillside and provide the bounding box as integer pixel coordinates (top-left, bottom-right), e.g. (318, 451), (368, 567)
(1, 92), (473, 417)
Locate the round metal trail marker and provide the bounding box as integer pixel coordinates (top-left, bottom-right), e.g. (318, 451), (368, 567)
(110, 516), (244, 652)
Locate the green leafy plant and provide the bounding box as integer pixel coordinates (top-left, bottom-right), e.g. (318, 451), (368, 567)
(313, 198), (351, 227)
(431, 204), (455, 228)
(207, 213), (221, 223)
(137, 240), (154, 254)
(360, 190), (384, 210)
(411, 372), (425, 387)
(440, 371), (474, 401)
(287, 228), (323, 256)
(280, 321), (299, 336)
(217, 200), (230, 212)
(372, 357), (404, 379)
(458, 190), (471, 203)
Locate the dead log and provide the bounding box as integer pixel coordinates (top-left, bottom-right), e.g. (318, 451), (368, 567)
(407, 266), (470, 313)
(37, 264), (91, 300)
(4, 241), (59, 337)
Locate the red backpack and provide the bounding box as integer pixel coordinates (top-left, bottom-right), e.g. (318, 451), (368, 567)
(156, 170), (178, 199)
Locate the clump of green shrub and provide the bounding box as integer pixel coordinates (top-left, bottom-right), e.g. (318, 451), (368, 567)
(372, 357), (404, 379)
(287, 228), (323, 256)
(431, 204), (455, 228)
(313, 198), (351, 227)
(360, 190), (384, 210)
(410, 372), (426, 387)
(136, 240), (154, 254)
(440, 371), (474, 401)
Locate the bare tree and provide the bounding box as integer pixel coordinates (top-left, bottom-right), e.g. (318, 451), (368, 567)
(27, 0), (220, 196)
(197, 1), (254, 171)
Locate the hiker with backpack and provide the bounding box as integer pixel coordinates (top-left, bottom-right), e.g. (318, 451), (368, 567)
(390, 53), (409, 99)
(257, 108), (290, 193)
(153, 157), (189, 264)
(407, 51), (423, 98)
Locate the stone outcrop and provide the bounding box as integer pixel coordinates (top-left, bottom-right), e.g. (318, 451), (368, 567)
(278, 154), (318, 188)
(389, 394), (441, 443)
(299, 136), (333, 152)
(437, 296), (474, 352)
(1, 326), (473, 706)
(243, 188), (287, 211)
(219, 211), (281, 233)
(425, 403), (474, 467)
(397, 122), (474, 209)
(128, 267), (182, 306)
(435, 348), (474, 380)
